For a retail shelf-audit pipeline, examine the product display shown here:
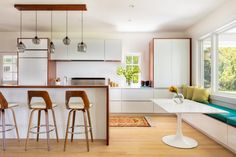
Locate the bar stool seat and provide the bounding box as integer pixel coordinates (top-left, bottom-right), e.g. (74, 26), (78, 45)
(30, 102), (57, 109)
(0, 103), (18, 108)
(0, 92), (20, 151)
(68, 103), (93, 109)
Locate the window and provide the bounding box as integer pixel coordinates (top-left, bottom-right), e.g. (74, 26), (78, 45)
(218, 28), (236, 93)
(200, 23), (236, 95)
(201, 37), (212, 89)
(125, 54), (141, 84)
(2, 55), (17, 83)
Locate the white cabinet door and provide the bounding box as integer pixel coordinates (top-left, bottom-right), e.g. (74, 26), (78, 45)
(18, 50), (48, 58)
(18, 58), (47, 85)
(50, 39), (68, 60)
(122, 102), (153, 113)
(110, 101), (122, 113)
(154, 39), (172, 88)
(172, 39), (190, 86)
(122, 88), (153, 101)
(110, 88), (122, 100)
(104, 39), (122, 61)
(21, 39), (48, 50)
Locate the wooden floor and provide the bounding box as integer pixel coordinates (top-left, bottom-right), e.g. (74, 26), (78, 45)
(0, 115), (235, 157)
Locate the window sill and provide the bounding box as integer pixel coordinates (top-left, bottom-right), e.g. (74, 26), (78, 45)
(211, 92), (236, 105)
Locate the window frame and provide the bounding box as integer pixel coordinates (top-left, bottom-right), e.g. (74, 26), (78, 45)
(199, 21), (236, 97)
(1, 54), (18, 84)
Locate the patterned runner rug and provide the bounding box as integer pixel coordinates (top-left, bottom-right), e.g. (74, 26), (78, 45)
(109, 116), (151, 127)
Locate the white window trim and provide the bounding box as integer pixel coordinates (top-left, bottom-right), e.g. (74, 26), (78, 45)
(199, 20), (236, 99)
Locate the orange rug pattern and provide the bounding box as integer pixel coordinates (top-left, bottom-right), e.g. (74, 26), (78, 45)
(109, 116), (150, 127)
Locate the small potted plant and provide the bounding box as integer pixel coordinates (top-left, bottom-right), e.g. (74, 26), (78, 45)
(117, 66), (140, 86)
(55, 77), (61, 85)
(169, 86), (184, 104)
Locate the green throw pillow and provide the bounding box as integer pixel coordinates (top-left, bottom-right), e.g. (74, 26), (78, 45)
(182, 85), (187, 98)
(192, 88), (210, 104)
(186, 86), (195, 100)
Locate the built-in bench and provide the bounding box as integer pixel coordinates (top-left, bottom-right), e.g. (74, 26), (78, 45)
(206, 103), (236, 127)
(182, 101), (236, 154)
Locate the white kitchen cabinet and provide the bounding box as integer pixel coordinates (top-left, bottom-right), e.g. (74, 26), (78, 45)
(122, 102), (153, 113)
(68, 39), (105, 60)
(18, 58), (48, 85)
(21, 39), (48, 50)
(104, 39), (122, 61)
(151, 38), (190, 88)
(110, 101), (122, 113)
(18, 50), (48, 58)
(122, 88), (153, 101)
(50, 39), (68, 60)
(110, 88), (122, 100)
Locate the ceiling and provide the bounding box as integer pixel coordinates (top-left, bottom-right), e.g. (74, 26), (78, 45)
(0, 0), (229, 33)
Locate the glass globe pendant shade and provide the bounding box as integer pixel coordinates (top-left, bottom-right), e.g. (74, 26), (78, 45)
(32, 36), (40, 45)
(63, 36), (71, 45)
(77, 42), (87, 52)
(50, 41), (55, 53)
(17, 41), (26, 53)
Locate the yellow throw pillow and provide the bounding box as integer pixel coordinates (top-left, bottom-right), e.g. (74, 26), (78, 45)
(192, 88), (210, 104)
(182, 85), (187, 98)
(186, 86), (195, 100)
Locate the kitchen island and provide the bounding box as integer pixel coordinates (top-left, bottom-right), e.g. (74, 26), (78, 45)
(0, 85), (109, 145)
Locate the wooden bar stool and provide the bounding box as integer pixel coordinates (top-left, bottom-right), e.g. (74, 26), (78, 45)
(25, 91), (59, 151)
(0, 92), (20, 151)
(64, 91), (93, 152)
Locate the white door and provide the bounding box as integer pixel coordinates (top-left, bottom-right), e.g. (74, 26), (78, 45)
(104, 39), (122, 61)
(154, 39), (172, 88)
(50, 39), (68, 60)
(18, 58), (47, 85)
(172, 39), (190, 86)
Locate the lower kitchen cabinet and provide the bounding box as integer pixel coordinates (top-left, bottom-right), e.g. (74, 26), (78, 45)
(110, 101), (122, 113)
(122, 102), (153, 113)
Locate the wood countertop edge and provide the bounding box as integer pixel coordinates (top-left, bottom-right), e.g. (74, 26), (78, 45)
(0, 85), (109, 88)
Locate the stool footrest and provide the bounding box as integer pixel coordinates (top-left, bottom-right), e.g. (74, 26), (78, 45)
(67, 124), (92, 135)
(29, 124), (55, 134)
(0, 124), (16, 132)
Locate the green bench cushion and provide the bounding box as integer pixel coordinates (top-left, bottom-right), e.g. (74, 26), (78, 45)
(206, 103), (236, 123)
(227, 116), (236, 127)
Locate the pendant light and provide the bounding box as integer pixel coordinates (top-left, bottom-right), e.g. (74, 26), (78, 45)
(77, 11), (87, 52)
(63, 11), (71, 45)
(17, 10), (26, 53)
(32, 11), (40, 44)
(50, 11), (55, 53)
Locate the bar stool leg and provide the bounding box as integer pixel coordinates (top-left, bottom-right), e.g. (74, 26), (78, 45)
(83, 110), (89, 152)
(87, 110), (93, 142)
(36, 110), (41, 142)
(71, 110), (76, 142)
(25, 109), (36, 151)
(64, 110), (72, 151)
(45, 110), (50, 151)
(10, 108), (20, 142)
(2, 109), (6, 151)
(51, 109), (59, 142)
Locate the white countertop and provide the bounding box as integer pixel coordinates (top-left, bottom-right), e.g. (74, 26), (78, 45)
(152, 99), (228, 114)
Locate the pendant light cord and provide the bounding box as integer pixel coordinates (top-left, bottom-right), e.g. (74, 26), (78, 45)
(35, 11), (38, 36)
(20, 10), (22, 41)
(51, 11), (53, 40)
(81, 11), (83, 43)
(66, 11), (68, 37)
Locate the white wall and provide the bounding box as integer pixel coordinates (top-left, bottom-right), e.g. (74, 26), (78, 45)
(186, 0), (236, 85)
(0, 31), (187, 85)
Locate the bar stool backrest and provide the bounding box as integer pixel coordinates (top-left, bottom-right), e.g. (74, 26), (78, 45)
(28, 91), (53, 109)
(66, 91), (90, 110)
(0, 92), (8, 109)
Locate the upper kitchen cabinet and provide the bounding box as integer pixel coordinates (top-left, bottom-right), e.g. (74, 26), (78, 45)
(149, 38), (191, 88)
(104, 39), (122, 61)
(50, 39), (68, 60)
(20, 38), (48, 50)
(68, 39), (105, 60)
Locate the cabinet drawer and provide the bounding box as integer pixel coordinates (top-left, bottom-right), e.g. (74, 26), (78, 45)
(122, 88), (153, 100)
(122, 102), (153, 113)
(110, 101), (122, 113)
(110, 88), (121, 100)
